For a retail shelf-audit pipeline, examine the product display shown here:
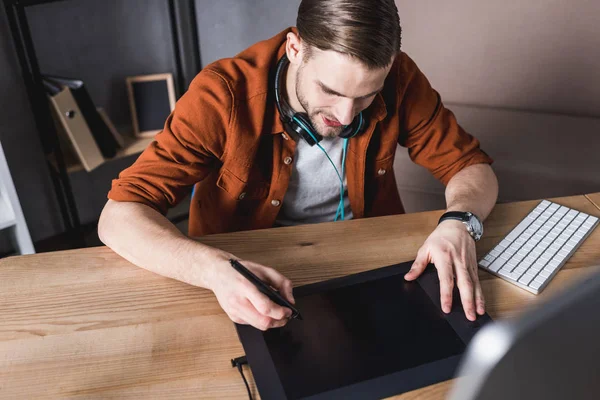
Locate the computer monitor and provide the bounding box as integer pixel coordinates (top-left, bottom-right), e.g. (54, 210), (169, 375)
(448, 266), (600, 400)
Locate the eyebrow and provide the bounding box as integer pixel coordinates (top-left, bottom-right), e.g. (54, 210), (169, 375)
(317, 81), (383, 100)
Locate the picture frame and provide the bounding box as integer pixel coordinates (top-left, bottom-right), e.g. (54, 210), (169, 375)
(126, 73), (176, 138)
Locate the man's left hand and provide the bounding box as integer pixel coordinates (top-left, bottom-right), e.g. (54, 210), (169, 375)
(404, 220), (485, 321)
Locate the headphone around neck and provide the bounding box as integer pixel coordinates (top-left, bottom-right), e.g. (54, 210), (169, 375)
(274, 54), (366, 146)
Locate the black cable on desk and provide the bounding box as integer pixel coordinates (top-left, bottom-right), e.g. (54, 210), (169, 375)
(231, 355), (253, 400)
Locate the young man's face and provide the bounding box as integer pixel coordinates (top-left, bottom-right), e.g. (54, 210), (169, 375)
(294, 47), (393, 138)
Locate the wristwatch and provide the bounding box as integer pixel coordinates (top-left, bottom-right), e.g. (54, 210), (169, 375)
(438, 211), (484, 241)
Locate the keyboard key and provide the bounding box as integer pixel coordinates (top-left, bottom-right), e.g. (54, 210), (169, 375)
(487, 258), (506, 272)
(539, 270), (551, 278)
(514, 266), (528, 274)
(506, 219), (532, 241)
(557, 249), (569, 258)
(583, 221), (595, 229)
(530, 280), (544, 290)
(499, 269), (520, 281)
(519, 273), (536, 285)
(544, 264), (560, 274)
(533, 276), (546, 285)
(529, 264), (543, 272)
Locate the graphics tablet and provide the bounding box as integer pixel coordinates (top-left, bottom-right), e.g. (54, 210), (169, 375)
(235, 261), (492, 399)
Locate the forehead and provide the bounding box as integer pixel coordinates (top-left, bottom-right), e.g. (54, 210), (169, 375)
(304, 48), (392, 95)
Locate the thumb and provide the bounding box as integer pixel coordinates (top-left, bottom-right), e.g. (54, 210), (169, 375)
(405, 249), (429, 281)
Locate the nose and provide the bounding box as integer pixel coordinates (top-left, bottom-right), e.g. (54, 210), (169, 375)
(334, 98), (356, 126)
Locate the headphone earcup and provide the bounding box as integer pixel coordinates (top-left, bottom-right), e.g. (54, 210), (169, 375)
(295, 114), (322, 145)
(338, 112), (365, 139)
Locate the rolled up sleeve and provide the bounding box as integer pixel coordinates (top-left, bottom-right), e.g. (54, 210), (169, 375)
(397, 54), (493, 186)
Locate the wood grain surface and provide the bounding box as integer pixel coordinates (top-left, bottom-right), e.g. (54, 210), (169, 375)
(1, 194), (599, 399)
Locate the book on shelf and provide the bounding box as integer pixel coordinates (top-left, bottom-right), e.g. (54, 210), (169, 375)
(96, 107), (126, 148)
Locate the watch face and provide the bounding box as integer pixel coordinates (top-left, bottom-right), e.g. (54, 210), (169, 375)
(468, 214), (483, 240)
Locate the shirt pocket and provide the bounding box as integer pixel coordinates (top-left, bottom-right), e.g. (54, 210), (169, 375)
(216, 168), (270, 201)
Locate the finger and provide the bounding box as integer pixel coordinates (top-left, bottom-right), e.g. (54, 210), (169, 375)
(244, 261), (295, 304)
(469, 254), (485, 315)
(245, 286), (292, 321)
(239, 298), (290, 330)
(474, 274), (485, 316)
(237, 298), (277, 331)
(455, 257), (476, 321)
(270, 316), (290, 329)
(405, 248), (429, 281)
(230, 313), (249, 326)
(435, 254), (455, 314)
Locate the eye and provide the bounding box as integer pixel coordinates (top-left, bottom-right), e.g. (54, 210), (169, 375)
(319, 85), (338, 97)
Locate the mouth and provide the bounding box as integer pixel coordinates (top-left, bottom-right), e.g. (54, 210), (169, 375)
(322, 116), (343, 127)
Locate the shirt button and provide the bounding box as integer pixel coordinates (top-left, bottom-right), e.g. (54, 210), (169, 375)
(284, 156), (293, 165)
(377, 168), (387, 176)
(271, 199), (281, 207)
(238, 192), (246, 200)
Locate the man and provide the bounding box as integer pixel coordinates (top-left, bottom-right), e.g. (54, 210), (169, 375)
(99, 0), (498, 331)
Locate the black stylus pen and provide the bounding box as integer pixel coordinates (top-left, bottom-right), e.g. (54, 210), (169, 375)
(229, 259), (303, 320)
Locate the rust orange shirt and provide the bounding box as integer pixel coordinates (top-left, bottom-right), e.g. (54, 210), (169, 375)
(108, 28), (493, 237)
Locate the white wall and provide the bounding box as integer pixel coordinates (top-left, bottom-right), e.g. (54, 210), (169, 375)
(394, 0), (600, 212)
(397, 0), (600, 117)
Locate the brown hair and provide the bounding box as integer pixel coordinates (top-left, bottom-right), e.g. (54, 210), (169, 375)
(296, 0), (401, 69)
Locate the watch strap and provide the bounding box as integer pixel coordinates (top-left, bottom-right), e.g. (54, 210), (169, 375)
(438, 211), (470, 225)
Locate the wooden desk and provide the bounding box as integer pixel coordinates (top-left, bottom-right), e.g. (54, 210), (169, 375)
(1, 195), (599, 399)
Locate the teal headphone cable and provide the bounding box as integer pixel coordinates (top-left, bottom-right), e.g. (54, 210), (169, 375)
(335, 138), (349, 221)
(292, 115), (349, 221)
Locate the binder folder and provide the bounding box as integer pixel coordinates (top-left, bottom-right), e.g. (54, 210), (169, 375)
(43, 75), (118, 158)
(46, 84), (105, 172)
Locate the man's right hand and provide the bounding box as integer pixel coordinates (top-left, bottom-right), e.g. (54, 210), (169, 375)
(205, 251), (296, 331)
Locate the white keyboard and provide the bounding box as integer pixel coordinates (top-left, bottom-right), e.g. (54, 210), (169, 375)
(478, 200), (599, 294)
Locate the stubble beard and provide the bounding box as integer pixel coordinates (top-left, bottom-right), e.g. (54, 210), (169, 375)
(295, 68), (343, 139)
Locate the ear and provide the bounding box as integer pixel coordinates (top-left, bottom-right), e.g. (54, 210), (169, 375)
(285, 32), (305, 66)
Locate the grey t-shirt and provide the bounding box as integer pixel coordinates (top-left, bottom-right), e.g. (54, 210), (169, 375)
(275, 136), (353, 226)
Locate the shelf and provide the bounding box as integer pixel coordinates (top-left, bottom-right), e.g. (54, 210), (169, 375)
(49, 135), (155, 174)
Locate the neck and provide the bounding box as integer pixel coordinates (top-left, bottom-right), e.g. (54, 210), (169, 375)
(284, 62), (304, 113)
